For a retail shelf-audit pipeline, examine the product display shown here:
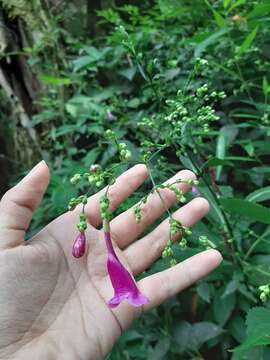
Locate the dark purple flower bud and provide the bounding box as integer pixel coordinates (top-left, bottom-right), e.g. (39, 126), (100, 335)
(192, 186), (200, 197)
(72, 232), (86, 258)
(90, 164), (100, 173)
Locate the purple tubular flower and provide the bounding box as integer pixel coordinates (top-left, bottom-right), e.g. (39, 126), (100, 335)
(72, 232), (86, 258)
(104, 226), (149, 308)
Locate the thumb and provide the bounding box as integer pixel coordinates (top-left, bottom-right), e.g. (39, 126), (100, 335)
(0, 160), (50, 250)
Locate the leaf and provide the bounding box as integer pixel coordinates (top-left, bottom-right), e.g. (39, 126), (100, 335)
(174, 321), (224, 350)
(216, 125), (239, 180)
(222, 278), (239, 298)
(247, 2), (270, 19)
(243, 143), (254, 157)
(203, 0), (226, 28)
(229, 316), (246, 343)
(197, 283), (211, 303)
(192, 322), (225, 347)
(137, 63), (148, 81)
(246, 186), (270, 203)
(194, 29), (227, 58)
(220, 198), (270, 224)
(263, 77), (270, 97)
(223, 0), (232, 9)
(213, 10), (227, 28)
(200, 156), (255, 171)
(118, 66), (137, 81)
(39, 75), (72, 86)
(73, 56), (98, 72)
(148, 337), (170, 360)
(233, 307), (270, 353)
(228, 0), (246, 13)
(237, 27), (258, 56)
(213, 291), (236, 326)
(201, 157), (232, 171)
(164, 68), (180, 81)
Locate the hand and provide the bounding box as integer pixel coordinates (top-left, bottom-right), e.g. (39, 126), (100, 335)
(0, 161), (222, 360)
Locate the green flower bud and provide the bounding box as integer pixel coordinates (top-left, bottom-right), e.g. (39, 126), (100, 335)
(80, 213), (86, 221)
(170, 259), (177, 267)
(119, 142), (127, 150)
(105, 129), (115, 139)
(124, 150), (132, 160)
(95, 181), (103, 188)
(179, 238), (187, 249)
(88, 175), (95, 184)
(70, 174), (81, 185)
(260, 292), (267, 302)
(77, 221), (87, 232)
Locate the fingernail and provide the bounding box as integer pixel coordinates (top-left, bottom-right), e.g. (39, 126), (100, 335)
(28, 160), (47, 176)
(33, 160), (46, 170)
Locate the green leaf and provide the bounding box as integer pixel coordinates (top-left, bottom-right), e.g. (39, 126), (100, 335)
(263, 77), (270, 97)
(201, 156), (255, 171)
(73, 56), (98, 72)
(194, 29), (227, 58)
(246, 186), (270, 203)
(247, 2), (270, 19)
(220, 198), (270, 224)
(192, 322), (225, 347)
(237, 27), (258, 56)
(243, 143), (254, 157)
(174, 321), (224, 350)
(222, 278), (239, 298)
(118, 66), (137, 81)
(201, 157), (233, 171)
(197, 283), (211, 303)
(213, 10), (227, 28)
(216, 125), (239, 180)
(228, 0), (246, 13)
(233, 307), (270, 353)
(204, 0), (226, 28)
(213, 291), (236, 326)
(148, 337), (170, 360)
(223, 0), (232, 9)
(39, 75), (72, 86)
(229, 316), (246, 343)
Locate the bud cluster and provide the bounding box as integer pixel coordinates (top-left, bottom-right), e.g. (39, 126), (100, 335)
(199, 235), (216, 249)
(118, 142), (132, 161)
(87, 165), (105, 188)
(70, 173), (82, 185)
(258, 284), (270, 302)
(134, 206), (142, 223)
(105, 129), (116, 140)
(77, 213), (87, 232)
(68, 195), (88, 211)
(100, 195), (110, 220)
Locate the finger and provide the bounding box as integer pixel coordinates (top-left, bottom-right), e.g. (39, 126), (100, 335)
(139, 249), (222, 311)
(0, 161), (50, 249)
(111, 170), (196, 248)
(125, 197), (209, 275)
(84, 164), (148, 227)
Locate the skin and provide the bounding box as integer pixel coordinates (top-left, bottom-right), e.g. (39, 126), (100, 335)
(0, 161), (222, 360)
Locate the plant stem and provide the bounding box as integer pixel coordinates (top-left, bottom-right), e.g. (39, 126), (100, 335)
(244, 234), (266, 261)
(186, 147), (237, 263)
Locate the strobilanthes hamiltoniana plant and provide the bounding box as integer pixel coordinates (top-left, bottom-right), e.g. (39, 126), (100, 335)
(67, 129), (200, 308)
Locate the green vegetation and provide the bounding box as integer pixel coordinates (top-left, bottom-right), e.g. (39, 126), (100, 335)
(1, 0), (270, 358)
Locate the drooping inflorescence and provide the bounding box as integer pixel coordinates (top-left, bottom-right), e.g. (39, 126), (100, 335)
(67, 129), (209, 307)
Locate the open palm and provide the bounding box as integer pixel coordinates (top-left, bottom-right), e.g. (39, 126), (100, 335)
(0, 161), (222, 360)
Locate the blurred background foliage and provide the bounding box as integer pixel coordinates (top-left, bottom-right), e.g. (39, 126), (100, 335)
(0, 0), (270, 359)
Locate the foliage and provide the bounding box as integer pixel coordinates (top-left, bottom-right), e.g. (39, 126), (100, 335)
(1, 0), (270, 358)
